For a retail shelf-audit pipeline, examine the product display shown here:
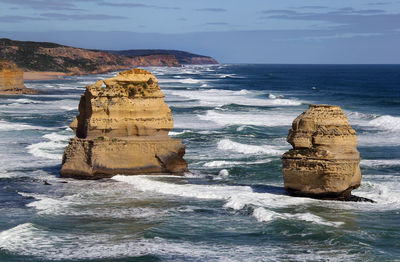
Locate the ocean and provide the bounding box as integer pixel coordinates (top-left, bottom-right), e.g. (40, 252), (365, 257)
(0, 64), (399, 261)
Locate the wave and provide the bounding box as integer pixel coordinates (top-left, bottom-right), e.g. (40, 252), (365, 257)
(358, 131), (400, 147)
(360, 159), (400, 168)
(6, 98), (42, 104)
(0, 98), (79, 112)
(218, 73), (244, 79)
(113, 175), (346, 228)
(346, 112), (400, 146)
(198, 110), (297, 127)
(26, 131), (73, 160)
(203, 159), (272, 168)
(166, 88), (302, 107)
(0, 120), (49, 131)
(347, 112), (400, 131)
(18, 192), (73, 215)
(169, 130), (193, 136)
(217, 139), (285, 155)
(252, 207), (344, 226)
(0, 222), (293, 261)
(368, 115), (400, 131)
(158, 78), (205, 84)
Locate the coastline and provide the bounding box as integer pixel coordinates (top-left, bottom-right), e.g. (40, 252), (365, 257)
(23, 71), (69, 81)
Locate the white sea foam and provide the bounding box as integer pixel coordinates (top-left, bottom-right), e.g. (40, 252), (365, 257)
(198, 110), (297, 127)
(218, 73), (243, 79)
(204, 160), (243, 168)
(113, 175), (253, 200)
(18, 191), (167, 218)
(158, 78), (205, 84)
(166, 88), (302, 107)
(214, 169), (230, 180)
(217, 139), (285, 155)
(358, 131), (400, 147)
(368, 115), (400, 131)
(18, 192), (74, 215)
(360, 159), (400, 167)
(7, 98), (42, 104)
(113, 175), (340, 227)
(347, 113), (400, 146)
(169, 130), (192, 136)
(0, 223), (285, 261)
(0, 222), (361, 261)
(27, 131), (73, 160)
(1, 98), (79, 113)
(203, 159), (272, 168)
(0, 120), (49, 131)
(252, 207), (344, 227)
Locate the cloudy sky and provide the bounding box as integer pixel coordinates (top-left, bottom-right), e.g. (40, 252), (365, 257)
(0, 0), (399, 63)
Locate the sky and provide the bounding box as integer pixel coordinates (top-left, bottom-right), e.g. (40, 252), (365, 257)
(0, 0), (399, 63)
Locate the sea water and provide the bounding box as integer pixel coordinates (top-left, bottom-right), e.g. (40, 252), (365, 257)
(0, 64), (399, 261)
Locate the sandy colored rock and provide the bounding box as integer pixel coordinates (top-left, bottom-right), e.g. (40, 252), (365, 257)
(0, 60), (37, 94)
(282, 105), (361, 199)
(60, 69), (188, 179)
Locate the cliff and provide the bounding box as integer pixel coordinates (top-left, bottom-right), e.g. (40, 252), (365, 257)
(60, 69), (188, 179)
(0, 38), (218, 75)
(110, 50), (218, 65)
(0, 60), (37, 94)
(282, 105), (363, 201)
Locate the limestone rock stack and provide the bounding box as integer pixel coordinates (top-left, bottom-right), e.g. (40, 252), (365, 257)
(0, 60), (36, 94)
(60, 69), (188, 179)
(282, 105), (361, 200)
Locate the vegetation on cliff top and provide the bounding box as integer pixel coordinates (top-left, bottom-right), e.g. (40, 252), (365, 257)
(0, 38), (218, 74)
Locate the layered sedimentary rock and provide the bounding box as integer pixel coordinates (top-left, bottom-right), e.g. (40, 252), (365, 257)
(282, 105), (362, 200)
(0, 60), (37, 94)
(60, 69), (188, 179)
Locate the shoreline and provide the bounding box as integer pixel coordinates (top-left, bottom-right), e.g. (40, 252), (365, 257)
(23, 71), (69, 81)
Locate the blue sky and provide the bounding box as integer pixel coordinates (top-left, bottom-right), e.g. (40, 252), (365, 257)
(0, 0), (399, 63)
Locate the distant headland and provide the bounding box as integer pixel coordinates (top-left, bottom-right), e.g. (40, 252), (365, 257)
(0, 38), (218, 80)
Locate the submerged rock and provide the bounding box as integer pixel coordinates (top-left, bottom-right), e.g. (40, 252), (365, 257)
(60, 69), (188, 179)
(0, 60), (37, 94)
(282, 105), (367, 201)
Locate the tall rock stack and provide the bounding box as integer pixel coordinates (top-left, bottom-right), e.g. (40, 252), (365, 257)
(60, 69), (188, 179)
(282, 105), (362, 200)
(0, 60), (36, 94)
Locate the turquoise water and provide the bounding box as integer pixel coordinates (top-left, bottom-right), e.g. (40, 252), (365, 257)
(0, 64), (399, 261)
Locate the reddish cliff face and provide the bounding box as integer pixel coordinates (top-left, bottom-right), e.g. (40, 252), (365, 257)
(0, 61), (37, 94)
(180, 56), (218, 65)
(0, 38), (216, 76)
(34, 47), (179, 74)
(130, 54), (180, 67)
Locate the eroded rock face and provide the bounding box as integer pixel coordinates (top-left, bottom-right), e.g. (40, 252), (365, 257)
(60, 69), (188, 179)
(282, 105), (362, 200)
(0, 60), (37, 94)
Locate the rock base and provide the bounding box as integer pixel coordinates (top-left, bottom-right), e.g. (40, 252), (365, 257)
(286, 187), (374, 202)
(60, 137), (188, 179)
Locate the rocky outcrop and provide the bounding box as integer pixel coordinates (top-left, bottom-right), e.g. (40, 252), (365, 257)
(0, 60), (37, 94)
(282, 105), (365, 201)
(60, 68), (188, 179)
